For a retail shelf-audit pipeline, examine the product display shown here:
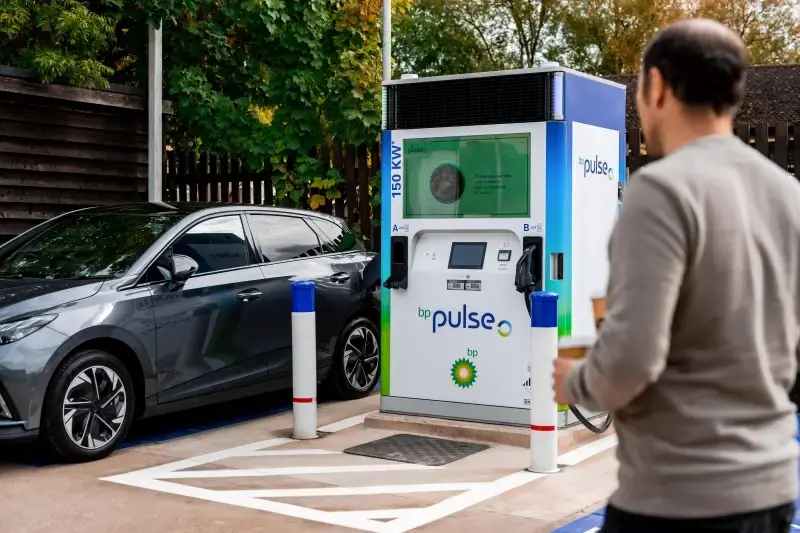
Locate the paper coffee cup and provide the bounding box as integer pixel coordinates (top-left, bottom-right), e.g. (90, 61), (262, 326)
(591, 293), (606, 329)
(558, 336), (596, 360)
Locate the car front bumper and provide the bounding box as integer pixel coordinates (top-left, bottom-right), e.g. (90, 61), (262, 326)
(0, 325), (68, 435)
(0, 419), (38, 441)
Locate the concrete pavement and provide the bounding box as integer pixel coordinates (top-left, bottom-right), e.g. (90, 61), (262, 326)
(0, 395), (618, 533)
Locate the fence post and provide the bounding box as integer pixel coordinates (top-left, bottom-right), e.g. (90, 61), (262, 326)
(291, 281), (318, 440)
(528, 291), (559, 474)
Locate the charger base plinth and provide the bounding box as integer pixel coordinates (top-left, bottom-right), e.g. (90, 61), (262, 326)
(364, 410), (614, 450)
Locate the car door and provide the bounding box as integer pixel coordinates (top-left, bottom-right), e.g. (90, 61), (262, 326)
(245, 213), (359, 380)
(150, 213), (271, 404)
(306, 216), (374, 283)
(308, 217), (380, 393)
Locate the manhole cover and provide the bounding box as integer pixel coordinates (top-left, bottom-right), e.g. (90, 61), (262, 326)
(344, 434), (489, 466)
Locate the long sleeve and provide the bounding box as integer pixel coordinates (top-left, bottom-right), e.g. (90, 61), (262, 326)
(565, 173), (689, 413)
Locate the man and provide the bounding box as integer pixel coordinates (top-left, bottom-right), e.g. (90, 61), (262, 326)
(553, 19), (800, 532)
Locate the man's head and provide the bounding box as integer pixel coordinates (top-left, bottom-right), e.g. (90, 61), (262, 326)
(636, 19), (748, 156)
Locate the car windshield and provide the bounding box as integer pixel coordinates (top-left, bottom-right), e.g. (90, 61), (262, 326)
(0, 213), (182, 279)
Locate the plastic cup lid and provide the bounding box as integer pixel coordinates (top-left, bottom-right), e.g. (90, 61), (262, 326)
(558, 335), (596, 348)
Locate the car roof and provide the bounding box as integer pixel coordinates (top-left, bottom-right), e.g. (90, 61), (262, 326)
(70, 202), (345, 223)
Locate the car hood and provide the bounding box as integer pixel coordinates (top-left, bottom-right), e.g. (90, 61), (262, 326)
(0, 278), (105, 323)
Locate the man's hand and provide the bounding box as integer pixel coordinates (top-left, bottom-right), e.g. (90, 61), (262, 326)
(553, 357), (577, 405)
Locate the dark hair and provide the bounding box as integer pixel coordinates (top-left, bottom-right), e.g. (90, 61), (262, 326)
(642, 20), (748, 114)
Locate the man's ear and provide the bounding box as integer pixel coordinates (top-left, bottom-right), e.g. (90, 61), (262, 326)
(648, 67), (667, 110)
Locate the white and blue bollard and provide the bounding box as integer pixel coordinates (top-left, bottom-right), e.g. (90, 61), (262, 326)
(291, 281), (318, 440)
(528, 291), (559, 473)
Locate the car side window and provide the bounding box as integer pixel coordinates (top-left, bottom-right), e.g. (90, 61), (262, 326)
(248, 215), (321, 263)
(310, 218), (365, 254)
(171, 215), (249, 275)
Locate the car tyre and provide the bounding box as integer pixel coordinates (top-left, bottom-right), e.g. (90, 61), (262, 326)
(41, 349), (135, 463)
(327, 317), (380, 400)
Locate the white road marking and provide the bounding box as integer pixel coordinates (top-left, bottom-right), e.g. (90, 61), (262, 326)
(102, 412), (618, 533)
(156, 463), (437, 479)
(245, 449), (339, 457)
(558, 435), (617, 466)
(381, 470), (545, 533)
(120, 437), (294, 477)
(336, 509), (417, 520)
(585, 528), (601, 532)
(104, 474), (388, 533)
(219, 482), (487, 498)
(318, 412), (373, 433)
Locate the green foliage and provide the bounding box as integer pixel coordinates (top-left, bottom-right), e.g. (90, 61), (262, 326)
(155, 0), (403, 209)
(395, 0), (800, 77)
(393, 0), (561, 76)
(0, 0), (119, 88)
(394, 0), (513, 76)
(1, 0), (393, 212)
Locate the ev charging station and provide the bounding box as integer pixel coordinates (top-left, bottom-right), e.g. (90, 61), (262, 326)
(379, 66), (626, 428)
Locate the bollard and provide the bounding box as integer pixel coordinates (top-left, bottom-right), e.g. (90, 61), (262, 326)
(528, 291), (559, 473)
(291, 281), (318, 440)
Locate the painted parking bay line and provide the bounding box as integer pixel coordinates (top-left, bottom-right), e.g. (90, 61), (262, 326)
(101, 418), (618, 533)
(551, 511), (604, 533)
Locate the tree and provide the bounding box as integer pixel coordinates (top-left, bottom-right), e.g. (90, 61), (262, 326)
(691, 0), (800, 64)
(496, 0), (559, 68)
(547, 0), (685, 76)
(153, 0), (413, 208)
(394, 0), (513, 76)
(1, 0), (410, 210)
(0, 0), (120, 88)
(547, 0), (800, 76)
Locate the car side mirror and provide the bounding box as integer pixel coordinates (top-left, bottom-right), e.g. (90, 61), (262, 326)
(170, 254), (198, 284)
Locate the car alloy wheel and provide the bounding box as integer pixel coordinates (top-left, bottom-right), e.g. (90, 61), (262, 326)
(62, 365), (127, 451)
(343, 325), (379, 392)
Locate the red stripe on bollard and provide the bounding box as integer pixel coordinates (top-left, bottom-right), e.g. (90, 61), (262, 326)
(293, 397), (314, 403)
(531, 424), (556, 431)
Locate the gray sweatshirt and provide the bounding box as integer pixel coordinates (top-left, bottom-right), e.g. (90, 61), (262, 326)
(565, 134), (800, 518)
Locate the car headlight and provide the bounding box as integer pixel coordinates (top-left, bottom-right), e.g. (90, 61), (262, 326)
(0, 315), (57, 345)
(0, 390), (11, 419)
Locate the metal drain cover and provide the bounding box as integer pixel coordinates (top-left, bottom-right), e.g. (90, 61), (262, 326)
(344, 433), (489, 466)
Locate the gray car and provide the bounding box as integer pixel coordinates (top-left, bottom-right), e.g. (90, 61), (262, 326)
(0, 203), (380, 462)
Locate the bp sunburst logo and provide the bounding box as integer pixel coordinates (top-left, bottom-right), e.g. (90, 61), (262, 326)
(451, 358), (477, 388)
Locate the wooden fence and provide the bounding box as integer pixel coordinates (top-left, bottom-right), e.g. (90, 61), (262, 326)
(2, 63), (795, 250)
(0, 68), (171, 241)
(627, 122), (798, 176)
(165, 142), (381, 248)
(168, 121), (797, 252)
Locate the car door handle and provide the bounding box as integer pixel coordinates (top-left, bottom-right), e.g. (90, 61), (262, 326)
(330, 272), (350, 283)
(237, 289), (262, 302)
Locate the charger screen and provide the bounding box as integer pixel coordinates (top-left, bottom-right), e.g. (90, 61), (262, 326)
(448, 242), (487, 270)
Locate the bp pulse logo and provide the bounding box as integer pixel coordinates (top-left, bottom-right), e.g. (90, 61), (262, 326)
(578, 155), (614, 181)
(418, 305), (512, 337)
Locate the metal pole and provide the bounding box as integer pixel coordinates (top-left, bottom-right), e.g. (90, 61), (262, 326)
(148, 22), (163, 203)
(382, 0), (391, 82)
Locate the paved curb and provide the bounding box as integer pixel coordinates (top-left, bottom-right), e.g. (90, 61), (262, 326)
(364, 411), (616, 452)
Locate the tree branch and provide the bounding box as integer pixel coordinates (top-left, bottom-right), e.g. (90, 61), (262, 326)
(458, 2), (498, 68)
(500, 0), (531, 67)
